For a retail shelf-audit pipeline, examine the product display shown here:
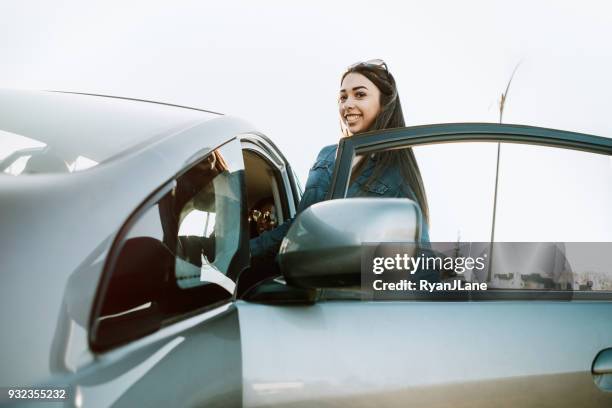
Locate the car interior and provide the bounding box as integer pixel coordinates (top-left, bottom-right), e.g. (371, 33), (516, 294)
(235, 150), (285, 295)
(243, 149), (287, 239)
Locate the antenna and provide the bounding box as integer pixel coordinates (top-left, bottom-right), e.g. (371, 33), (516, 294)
(499, 61), (522, 124)
(488, 61), (523, 283)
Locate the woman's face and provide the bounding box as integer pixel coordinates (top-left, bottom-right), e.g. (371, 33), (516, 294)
(339, 72), (382, 135)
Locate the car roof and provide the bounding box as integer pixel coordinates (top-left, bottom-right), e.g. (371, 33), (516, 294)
(0, 89), (221, 174)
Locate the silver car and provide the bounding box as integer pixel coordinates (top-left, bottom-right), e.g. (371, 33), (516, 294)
(1, 89), (612, 407)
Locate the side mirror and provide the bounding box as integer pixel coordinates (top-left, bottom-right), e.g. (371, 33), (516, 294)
(278, 198), (422, 288)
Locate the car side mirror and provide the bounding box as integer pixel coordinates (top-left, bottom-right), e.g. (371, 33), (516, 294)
(278, 198), (422, 288)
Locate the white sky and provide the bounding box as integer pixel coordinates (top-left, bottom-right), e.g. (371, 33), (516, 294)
(1, 0), (611, 183)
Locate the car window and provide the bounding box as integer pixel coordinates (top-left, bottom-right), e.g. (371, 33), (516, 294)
(346, 142), (498, 242)
(491, 143), (612, 291)
(91, 139), (246, 351)
(412, 142), (498, 242)
(341, 131), (612, 295)
(243, 148), (292, 236)
(494, 143), (612, 241)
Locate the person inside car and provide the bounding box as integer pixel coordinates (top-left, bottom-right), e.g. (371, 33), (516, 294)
(249, 197), (278, 238)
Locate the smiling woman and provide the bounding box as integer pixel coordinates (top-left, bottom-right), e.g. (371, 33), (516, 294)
(249, 59), (431, 259)
(341, 61), (430, 225)
(339, 72), (382, 135)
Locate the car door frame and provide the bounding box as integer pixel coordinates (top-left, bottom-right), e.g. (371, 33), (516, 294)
(329, 123), (612, 302)
(330, 123), (612, 200)
(240, 132), (302, 217)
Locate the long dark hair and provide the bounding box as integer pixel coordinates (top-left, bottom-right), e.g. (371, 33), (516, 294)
(342, 62), (430, 224)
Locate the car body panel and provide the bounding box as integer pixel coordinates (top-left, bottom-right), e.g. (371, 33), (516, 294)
(238, 300), (612, 407)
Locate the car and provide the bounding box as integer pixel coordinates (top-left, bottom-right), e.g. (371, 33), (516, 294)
(1, 88), (611, 407)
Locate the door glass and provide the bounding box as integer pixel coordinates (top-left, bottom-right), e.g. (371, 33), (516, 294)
(412, 142), (498, 242)
(346, 137), (612, 294)
(492, 143), (612, 291)
(346, 141), (498, 289)
(495, 143), (612, 241)
(92, 139), (245, 350)
(173, 147), (243, 291)
(347, 142), (498, 242)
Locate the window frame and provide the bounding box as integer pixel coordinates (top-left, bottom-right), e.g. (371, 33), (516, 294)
(242, 144), (293, 226)
(240, 133), (301, 216)
(330, 123), (612, 200)
(328, 123), (612, 301)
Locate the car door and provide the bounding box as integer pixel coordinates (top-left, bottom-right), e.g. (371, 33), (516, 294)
(57, 138), (249, 408)
(240, 124), (612, 407)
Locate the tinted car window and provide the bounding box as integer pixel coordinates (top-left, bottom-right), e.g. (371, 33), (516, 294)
(91, 140), (245, 350)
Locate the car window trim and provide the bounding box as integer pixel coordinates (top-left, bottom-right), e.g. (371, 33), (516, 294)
(241, 134), (300, 215)
(330, 123), (612, 200)
(242, 144), (294, 220)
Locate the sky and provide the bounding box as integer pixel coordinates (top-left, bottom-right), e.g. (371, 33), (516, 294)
(1, 0), (611, 183)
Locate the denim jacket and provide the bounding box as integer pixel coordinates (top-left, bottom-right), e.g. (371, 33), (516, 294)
(250, 144), (430, 257)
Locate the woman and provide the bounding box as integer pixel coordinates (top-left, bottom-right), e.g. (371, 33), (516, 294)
(250, 59), (429, 258)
